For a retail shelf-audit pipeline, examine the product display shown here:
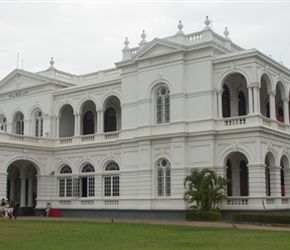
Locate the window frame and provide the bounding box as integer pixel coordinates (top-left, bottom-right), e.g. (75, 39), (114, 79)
(156, 87), (170, 124)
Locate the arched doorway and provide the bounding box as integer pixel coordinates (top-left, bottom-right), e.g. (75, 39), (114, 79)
(7, 160), (38, 216)
(225, 152), (249, 197)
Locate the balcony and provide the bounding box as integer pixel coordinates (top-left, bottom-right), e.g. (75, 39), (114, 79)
(220, 196), (290, 210)
(0, 131), (120, 148)
(215, 114), (290, 134)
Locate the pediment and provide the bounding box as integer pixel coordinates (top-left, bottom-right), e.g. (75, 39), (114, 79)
(0, 69), (54, 93)
(132, 39), (185, 61)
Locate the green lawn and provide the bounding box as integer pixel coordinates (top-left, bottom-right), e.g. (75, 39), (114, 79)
(0, 220), (289, 250)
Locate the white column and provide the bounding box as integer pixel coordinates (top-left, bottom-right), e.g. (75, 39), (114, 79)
(248, 164), (266, 196)
(27, 178), (33, 207)
(253, 86), (260, 114)
(96, 109), (101, 133)
(231, 168), (240, 196)
(247, 87), (253, 114)
(20, 177), (26, 207)
(9, 178), (15, 199)
(74, 113), (80, 136)
(217, 91), (223, 118)
(283, 98), (289, 124)
(269, 92), (276, 119)
(99, 110), (104, 133)
(24, 119), (31, 136)
(269, 166), (281, 197)
(0, 173), (7, 199)
(55, 116), (59, 138)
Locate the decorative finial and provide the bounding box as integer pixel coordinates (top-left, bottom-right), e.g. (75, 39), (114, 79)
(141, 30), (146, 40)
(139, 30), (147, 47)
(176, 20), (184, 35)
(204, 16), (210, 27)
(224, 27), (229, 39)
(49, 57), (55, 69)
(50, 57), (54, 66)
(124, 37), (129, 47)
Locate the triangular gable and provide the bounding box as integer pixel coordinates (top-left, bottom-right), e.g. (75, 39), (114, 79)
(0, 69), (58, 93)
(132, 38), (185, 61)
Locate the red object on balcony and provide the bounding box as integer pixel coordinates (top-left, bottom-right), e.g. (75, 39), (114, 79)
(48, 209), (61, 217)
(278, 116), (284, 122)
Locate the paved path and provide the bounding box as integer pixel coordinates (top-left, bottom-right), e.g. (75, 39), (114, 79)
(16, 216), (290, 231)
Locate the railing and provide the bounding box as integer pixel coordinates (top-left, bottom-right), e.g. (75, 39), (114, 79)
(221, 196), (290, 210)
(81, 135), (95, 142)
(55, 71), (73, 80)
(9, 134), (40, 143)
(186, 32), (203, 43)
(104, 132), (119, 140)
(83, 68), (120, 81)
(59, 200), (71, 206)
(227, 197), (248, 206)
(60, 138), (73, 144)
(81, 200), (94, 206)
(224, 117), (246, 126)
(104, 200), (119, 206)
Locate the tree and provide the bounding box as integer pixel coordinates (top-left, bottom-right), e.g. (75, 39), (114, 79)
(184, 168), (229, 212)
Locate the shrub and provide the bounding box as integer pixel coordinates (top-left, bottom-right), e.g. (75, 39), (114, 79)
(186, 210), (222, 221)
(231, 212), (290, 224)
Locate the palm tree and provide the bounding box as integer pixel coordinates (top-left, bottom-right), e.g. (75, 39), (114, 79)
(184, 168), (229, 212)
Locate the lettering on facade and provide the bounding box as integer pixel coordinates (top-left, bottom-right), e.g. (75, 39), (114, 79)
(8, 90), (30, 98)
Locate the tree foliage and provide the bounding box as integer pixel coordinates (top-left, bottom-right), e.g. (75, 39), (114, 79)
(184, 168), (229, 212)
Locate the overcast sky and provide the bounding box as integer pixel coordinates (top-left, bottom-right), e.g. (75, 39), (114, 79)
(0, 1), (289, 80)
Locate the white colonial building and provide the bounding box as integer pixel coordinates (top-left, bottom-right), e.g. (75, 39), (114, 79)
(1, 17), (290, 219)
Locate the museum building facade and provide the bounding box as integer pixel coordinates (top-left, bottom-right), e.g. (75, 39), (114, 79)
(0, 17), (290, 218)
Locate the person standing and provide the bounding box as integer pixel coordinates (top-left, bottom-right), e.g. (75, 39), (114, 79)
(7, 197), (16, 219)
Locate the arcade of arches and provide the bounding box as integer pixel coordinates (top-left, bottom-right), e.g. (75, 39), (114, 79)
(225, 152), (290, 198)
(221, 72), (289, 123)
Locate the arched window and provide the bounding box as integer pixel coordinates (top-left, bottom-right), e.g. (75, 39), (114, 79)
(35, 111), (43, 137)
(81, 164), (95, 197)
(156, 87), (170, 124)
(59, 165), (73, 197)
(104, 162), (119, 197)
(15, 112), (24, 135)
(83, 111), (95, 135)
(0, 116), (7, 132)
(157, 159), (171, 196)
(104, 108), (117, 132)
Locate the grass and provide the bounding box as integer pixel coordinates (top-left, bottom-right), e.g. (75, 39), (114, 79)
(0, 220), (289, 250)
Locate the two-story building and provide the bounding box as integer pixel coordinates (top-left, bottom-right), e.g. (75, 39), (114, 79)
(1, 17), (290, 219)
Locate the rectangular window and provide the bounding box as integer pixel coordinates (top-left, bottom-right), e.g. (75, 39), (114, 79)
(112, 176), (119, 196)
(104, 176), (119, 197)
(73, 178), (80, 197)
(157, 169), (164, 196)
(88, 177), (95, 197)
(59, 178), (73, 197)
(35, 119), (39, 137)
(104, 176), (111, 196)
(164, 96), (170, 123)
(67, 179), (72, 197)
(59, 179), (65, 197)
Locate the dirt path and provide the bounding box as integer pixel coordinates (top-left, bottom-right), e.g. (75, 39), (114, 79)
(16, 216), (290, 231)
